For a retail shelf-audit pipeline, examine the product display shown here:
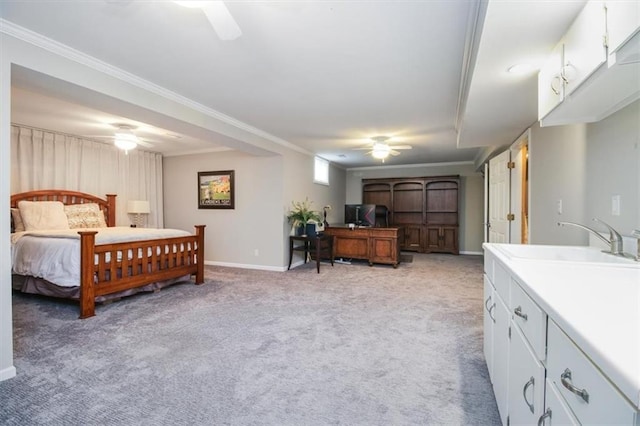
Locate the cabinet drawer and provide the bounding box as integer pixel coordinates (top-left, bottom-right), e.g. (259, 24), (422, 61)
(510, 279), (546, 360)
(547, 320), (637, 424)
(483, 249), (494, 282)
(542, 379), (580, 426)
(493, 261), (510, 303)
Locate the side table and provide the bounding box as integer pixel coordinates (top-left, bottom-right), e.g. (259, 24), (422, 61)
(288, 234), (334, 273)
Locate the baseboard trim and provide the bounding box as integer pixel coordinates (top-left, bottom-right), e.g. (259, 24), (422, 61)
(0, 366), (16, 381)
(460, 251), (483, 256)
(204, 260), (287, 272)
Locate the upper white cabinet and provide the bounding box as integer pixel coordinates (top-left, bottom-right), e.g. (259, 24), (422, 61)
(538, 0), (640, 126)
(606, 0), (640, 55)
(538, 42), (565, 119)
(561, 1), (607, 96)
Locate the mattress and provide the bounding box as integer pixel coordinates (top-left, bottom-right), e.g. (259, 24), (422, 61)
(11, 227), (192, 287)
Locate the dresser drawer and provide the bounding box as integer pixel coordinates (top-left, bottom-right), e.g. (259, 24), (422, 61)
(547, 320), (637, 424)
(510, 279), (546, 360)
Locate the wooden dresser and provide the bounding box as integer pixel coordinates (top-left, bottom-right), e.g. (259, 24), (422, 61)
(323, 226), (400, 267)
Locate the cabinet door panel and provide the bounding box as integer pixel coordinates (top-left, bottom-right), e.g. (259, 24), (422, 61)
(441, 226), (458, 253)
(508, 322), (546, 424)
(370, 237), (396, 263)
(402, 226), (423, 251)
(492, 294), (510, 425)
(606, 0), (640, 54)
(538, 41), (564, 119)
(425, 226), (440, 251)
(483, 275), (495, 382)
(562, 0), (607, 96)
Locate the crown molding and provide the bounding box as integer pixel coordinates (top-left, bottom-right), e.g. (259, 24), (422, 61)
(0, 19), (309, 156)
(347, 160), (474, 172)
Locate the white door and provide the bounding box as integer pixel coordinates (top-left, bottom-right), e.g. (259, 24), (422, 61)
(489, 150), (511, 243)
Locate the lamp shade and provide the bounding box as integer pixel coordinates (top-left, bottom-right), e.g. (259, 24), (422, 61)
(127, 200), (150, 214)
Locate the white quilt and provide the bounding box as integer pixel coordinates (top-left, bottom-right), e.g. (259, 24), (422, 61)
(11, 227), (193, 287)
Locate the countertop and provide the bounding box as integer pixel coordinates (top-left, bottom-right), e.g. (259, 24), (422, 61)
(483, 243), (640, 409)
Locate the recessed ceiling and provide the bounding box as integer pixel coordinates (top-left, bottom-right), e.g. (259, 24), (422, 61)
(1, 0), (586, 167)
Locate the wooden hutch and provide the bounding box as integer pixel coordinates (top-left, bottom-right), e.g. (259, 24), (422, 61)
(362, 175), (460, 254)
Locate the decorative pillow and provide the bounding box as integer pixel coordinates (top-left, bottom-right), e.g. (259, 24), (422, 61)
(18, 201), (70, 231)
(11, 208), (25, 233)
(64, 203), (108, 229)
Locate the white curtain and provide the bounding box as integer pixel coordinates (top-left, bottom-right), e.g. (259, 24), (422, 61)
(10, 125), (164, 227)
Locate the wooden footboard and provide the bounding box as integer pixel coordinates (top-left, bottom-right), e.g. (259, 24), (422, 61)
(78, 225), (205, 319)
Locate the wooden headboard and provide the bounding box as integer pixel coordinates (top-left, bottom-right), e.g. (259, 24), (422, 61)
(10, 190), (117, 227)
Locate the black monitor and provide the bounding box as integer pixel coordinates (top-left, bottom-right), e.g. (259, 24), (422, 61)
(344, 204), (376, 227)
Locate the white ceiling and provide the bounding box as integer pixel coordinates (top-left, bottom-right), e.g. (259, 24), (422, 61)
(1, 0), (587, 168)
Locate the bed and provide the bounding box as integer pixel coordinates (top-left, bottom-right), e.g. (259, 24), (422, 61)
(10, 189), (205, 318)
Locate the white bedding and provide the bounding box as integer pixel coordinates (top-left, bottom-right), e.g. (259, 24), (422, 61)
(11, 227), (193, 287)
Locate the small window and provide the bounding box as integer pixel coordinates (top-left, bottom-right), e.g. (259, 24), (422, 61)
(314, 156), (329, 185)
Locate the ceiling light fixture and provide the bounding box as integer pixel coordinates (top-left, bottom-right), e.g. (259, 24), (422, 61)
(114, 126), (138, 153)
(372, 143), (391, 160)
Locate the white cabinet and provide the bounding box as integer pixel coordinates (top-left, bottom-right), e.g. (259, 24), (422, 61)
(547, 319), (638, 424)
(507, 322), (546, 424)
(606, 0), (640, 55)
(493, 293), (510, 425)
(483, 252), (510, 426)
(540, 379), (581, 426)
(483, 243), (640, 425)
(561, 0), (608, 96)
(538, 42), (565, 119)
(538, 0), (640, 126)
(483, 275), (495, 380)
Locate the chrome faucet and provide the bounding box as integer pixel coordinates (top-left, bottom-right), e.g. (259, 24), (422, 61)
(557, 218), (624, 256)
(631, 229), (640, 261)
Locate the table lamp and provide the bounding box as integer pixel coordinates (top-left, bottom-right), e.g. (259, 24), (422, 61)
(127, 200), (150, 228)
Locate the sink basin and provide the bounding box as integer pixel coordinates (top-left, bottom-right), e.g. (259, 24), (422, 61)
(492, 244), (639, 266)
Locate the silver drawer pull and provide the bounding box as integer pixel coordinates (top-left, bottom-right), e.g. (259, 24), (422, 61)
(485, 296), (496, 323)
(523, 376), (535, 414)
(537, 408), (551, 426)
(561, 368), (589, 403)
(514, 306), (528, 321)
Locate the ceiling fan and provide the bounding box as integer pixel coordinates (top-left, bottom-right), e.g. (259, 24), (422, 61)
(354, 136), (412, 162)
(174, 1), (242, 41)
(83, 124), (154, 154)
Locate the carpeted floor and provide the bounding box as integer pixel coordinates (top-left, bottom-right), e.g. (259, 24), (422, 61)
(1, 253), (500, 425)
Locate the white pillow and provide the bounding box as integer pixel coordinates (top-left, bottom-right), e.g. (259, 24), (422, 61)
(11, 208), (25, 232)
(64, 203), (108, 229)
(18, 201), (70, 231)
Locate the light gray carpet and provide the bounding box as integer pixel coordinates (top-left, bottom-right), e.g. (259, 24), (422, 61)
(1, 253), (500, 425)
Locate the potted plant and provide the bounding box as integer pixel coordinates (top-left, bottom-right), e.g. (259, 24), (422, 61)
(287, 197), (322, 236)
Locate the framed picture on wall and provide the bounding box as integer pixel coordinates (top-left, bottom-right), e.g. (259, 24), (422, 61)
(198, 170), (235, 209)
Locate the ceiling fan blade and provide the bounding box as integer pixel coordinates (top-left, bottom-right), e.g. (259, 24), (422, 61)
(391, 145), (412, 150)
(390, 150), (401, 156)
(203, 2), (242, 41)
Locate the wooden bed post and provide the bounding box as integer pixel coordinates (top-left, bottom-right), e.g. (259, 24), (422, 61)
(78, 231), (98, 319)
(105, 194), (117, 227)
(195, 225), (206, 284)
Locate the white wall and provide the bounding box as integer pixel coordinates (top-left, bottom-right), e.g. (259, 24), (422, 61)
(164, 150), (347, 269)
(585, 100), (640, 235)
(344, 162), (485, 254)
(0, 36), (16, 381)
(529, 100), (640, 245)
(529, 122), (588, 245)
